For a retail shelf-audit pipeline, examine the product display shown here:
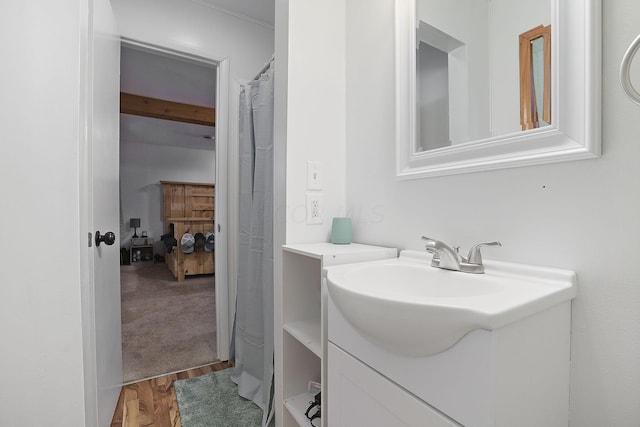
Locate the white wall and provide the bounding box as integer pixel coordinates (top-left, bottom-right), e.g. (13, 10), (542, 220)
(272, 2), (346, 424)
(345, 0), (640, 425)
(111, 0), (273, 82)
(120, 141), (215, 249)
(283, 0), (347, 243)
(0, 1), (87, 425)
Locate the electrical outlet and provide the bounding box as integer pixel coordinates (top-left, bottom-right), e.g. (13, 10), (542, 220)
(306, 193), (323, 224)
(307, 161), (322, 190)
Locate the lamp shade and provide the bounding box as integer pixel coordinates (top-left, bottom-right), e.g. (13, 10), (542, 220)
(130, 218), (141, 228)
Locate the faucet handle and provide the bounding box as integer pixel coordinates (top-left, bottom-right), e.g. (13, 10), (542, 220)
(467, 241), (502, 264)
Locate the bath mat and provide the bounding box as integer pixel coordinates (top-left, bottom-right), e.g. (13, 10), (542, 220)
(174, 368), (263, 427)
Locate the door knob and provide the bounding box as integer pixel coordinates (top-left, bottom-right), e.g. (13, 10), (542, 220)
(95, 231), (116, 247)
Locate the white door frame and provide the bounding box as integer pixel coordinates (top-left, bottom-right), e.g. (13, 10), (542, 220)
(119, 37), (231, 361)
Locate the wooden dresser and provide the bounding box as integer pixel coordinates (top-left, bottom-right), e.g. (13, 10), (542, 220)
(161, 181), (215, 282)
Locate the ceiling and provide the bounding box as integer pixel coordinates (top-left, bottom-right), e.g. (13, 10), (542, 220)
(120, 45), (217, 151)
(119, 0), (275, 151)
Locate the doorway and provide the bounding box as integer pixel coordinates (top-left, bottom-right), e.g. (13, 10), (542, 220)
(118, 40), (228, 382)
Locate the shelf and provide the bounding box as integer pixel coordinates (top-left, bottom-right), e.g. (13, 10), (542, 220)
(131, 237), (154, 246)
(283, 243), (398, 269)
(284, 392), (319, 427)
(160, 180), (214, 186)
(283, 242), (396, 258)
(130, 242), (154, 263)
(166, 217), (214, 222)
(283, 319), (321, 358)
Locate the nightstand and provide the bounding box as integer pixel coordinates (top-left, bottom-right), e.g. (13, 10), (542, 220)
(130, 237), (154, 263)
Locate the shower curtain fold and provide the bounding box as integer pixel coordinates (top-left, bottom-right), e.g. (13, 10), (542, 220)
(232, 59), (275, 427)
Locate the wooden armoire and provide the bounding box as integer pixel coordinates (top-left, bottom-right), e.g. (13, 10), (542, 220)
(161, 181), (215, 282)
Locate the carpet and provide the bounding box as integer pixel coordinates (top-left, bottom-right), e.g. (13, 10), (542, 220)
(121, 262), (218, 382)
(174, 368), (263, 427)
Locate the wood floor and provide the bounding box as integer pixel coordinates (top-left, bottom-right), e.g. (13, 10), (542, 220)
(111, 361), (231, 427)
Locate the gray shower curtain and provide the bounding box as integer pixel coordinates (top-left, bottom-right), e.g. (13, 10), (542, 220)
(232, 59), (275, 427)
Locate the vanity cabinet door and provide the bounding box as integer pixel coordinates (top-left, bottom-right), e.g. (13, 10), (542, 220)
(328, 343), (461, 427)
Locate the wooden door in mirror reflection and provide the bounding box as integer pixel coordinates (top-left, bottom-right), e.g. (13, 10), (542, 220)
(520, 25), (551, 131)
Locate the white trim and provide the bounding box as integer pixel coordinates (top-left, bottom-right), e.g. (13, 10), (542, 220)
(395, 0), (415, 177)
(396, 0), (602, 179)
(227, 79), (243, 361)
(121, 37), (222, 65)
(79, 1), (98, 425)
(215, 58), (231, 361)
(121, 360), (226, 386)
(191, 0), (274, 30)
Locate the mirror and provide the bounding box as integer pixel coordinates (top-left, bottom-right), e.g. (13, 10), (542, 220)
(396, 0), (601, 179)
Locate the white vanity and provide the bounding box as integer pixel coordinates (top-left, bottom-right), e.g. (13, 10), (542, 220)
(325, 250), (577, 427)
(276, 243), (398, 427)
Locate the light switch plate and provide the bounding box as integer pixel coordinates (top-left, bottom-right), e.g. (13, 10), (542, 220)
(307, 161), (322, 190)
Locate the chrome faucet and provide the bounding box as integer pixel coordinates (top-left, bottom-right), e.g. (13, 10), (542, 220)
(421, 236), (501, 274)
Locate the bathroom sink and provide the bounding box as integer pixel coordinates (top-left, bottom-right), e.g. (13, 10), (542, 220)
(324, 250), (577, 357)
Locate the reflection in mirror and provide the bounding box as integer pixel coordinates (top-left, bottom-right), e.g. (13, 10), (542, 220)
(396, 0), (601, 179)
(519, 25), (551, 131)
(417, 40), (450, 151)
(415, 0), (551, 153)
(415, 21), (469, 152)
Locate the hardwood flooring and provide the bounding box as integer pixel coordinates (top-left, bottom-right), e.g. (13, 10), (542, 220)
(111, 361), (231, 427)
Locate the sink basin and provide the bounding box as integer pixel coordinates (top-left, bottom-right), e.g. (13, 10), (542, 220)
(325, 250), (577, 357)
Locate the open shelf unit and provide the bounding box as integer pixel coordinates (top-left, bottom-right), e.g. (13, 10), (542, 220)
(283, 318), (322, 357)
(276, 243), (397, 427)
(283, 392), (317, 426)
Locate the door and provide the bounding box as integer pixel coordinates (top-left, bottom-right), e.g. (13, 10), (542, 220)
(90, 0), (123, 425)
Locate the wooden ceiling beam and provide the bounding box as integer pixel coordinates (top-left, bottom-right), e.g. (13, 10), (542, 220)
(120, 92), (215, 127)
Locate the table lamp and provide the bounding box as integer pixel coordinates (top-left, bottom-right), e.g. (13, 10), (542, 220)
(130, 218), (141, 238)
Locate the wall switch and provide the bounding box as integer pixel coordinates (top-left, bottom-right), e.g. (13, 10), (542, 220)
(306, 192), (323, 224)
(307, 161), (322, 190)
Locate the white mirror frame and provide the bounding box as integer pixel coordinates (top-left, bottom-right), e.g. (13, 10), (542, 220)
(396, 0), (601, 179)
